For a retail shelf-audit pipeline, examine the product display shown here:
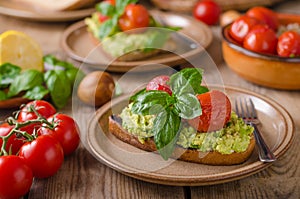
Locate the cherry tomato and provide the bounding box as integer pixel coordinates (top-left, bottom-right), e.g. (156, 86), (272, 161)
(97, 0), (115, 22)
(17, 100), (56, 134)
(19, 135), (64, 178)
(105, 0), (115, 5)
(146, 75), (172, 95)
(0, 155), (33, 199)
(188, 90), (231, 132)
(97, 12), (110, 22)
(243, 24), (277, 54)
(229, 15), (261, 44)
(118, 4), (150, 31)
(193, 0), (221, 25)
(41, 114), (80, 156)
(0, 123), (24, 155)
(277, 31), (300, 57)
(246, 6), (279, 30)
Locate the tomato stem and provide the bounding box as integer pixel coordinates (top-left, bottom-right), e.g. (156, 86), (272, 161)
(0, 106), (55, 156)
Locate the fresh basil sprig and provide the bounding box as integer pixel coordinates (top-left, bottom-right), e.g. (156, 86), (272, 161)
(130, 68), (208, 160)
(0, 55), (85, 109)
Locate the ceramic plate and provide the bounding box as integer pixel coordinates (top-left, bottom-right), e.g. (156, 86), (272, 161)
(0, 97), (30, 109)
(61, 10), (213, 72)
(86, 85), (294, 186)
(0, 1), (95, 22)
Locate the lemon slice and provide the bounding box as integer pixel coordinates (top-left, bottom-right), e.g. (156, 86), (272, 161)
(0, 30), (44, 72)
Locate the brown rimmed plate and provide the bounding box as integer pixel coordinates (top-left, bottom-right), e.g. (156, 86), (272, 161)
(0, 0), (95, 22)
(86, 85), (294, 186)
(61, 10), (213, 72)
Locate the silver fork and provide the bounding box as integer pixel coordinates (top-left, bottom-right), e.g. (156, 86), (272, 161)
(235, 98), (276, 163)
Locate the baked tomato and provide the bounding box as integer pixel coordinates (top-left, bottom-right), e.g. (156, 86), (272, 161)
(246, 6), (279, 30)
(146, 75), (172, 95)
(188, 90), (231, 132)
(19, 135), (64, 178)
(17, 100), (56, 134)
(243, 24), (277, 54)
(0, 123), (24, 155)
(0, 155), (33, 199)
(118, 4), (150, 31)
(277, 30), (300, 57)
(229, 15), (261, 44)
(41, 114), (80, 156)
(193, 0), (221, 25)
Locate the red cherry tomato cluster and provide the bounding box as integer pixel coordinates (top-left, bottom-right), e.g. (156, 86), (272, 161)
(0, 100), (80, 199)
(97, 1), (150, 32)
(229, 6), (300, 57)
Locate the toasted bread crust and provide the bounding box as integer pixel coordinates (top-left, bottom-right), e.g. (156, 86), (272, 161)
(108, 116), (255, 165)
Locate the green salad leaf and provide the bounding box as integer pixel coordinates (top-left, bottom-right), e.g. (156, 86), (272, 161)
(131, 68), (208, 159)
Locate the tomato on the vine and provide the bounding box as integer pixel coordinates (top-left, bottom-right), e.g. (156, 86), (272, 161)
(277, 30), (300, 57)
(0, 123), (24, 155)
(243, 24), (277, 54)
(229, 15), (261, 44)
(41, 114), (80, 156)
(19, 135), (64, 178)
(246, 6), (279, 30)
(188, 90), (231, 132)
(0, 155), (33, 199)
(118, 4), (150, 31)
(146, 75), (172, 96)
(193, 0), (221, 25)
(17, 100), (56, 134)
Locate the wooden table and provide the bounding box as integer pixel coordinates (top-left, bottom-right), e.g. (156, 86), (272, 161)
(1, 1), (300, 198)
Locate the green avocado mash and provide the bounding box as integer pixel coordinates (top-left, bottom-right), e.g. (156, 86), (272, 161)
(120, 103), (254, 154)
(101, 30), (170, 58)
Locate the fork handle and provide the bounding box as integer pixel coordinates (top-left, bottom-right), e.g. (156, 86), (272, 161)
(249, 122), (276, 162)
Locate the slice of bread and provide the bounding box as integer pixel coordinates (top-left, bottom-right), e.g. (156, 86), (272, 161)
(22, 0), (96, 11)
(109, 115), (255, 166)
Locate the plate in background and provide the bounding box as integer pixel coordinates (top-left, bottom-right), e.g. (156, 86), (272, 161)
(61, 10), (213, 72)
(0, 0), (95, 22)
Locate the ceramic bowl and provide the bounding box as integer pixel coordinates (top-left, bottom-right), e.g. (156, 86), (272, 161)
(222, 13), (300, 90)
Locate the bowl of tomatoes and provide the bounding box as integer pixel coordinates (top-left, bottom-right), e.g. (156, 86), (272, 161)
(222, 6), (300, 90)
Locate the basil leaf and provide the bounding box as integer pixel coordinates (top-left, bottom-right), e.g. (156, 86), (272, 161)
(23, 85), (49, 100)
(131, 90), (170, 115)
(174, 93), (201, 119)
(43, 55), (85, 86)
(170, 68), (206, 96)
(44, 70), (71, 109)
(115, 0), (138, 16)
(8, 69), (44, 98)
(153, 110), (181, 160)
(0, 90), (7, 100)
(98, 15), (119, 39)
(96, 2), (116, 17)
(129, 88), (146, 102)
(0, 63), (21, 88)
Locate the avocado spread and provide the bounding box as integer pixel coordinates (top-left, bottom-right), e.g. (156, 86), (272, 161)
(101, 30), (169, 58)
(120, 103), (254, 154)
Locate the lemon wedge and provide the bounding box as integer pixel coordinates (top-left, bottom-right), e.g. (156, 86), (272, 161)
(0, 30), (44, 72)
